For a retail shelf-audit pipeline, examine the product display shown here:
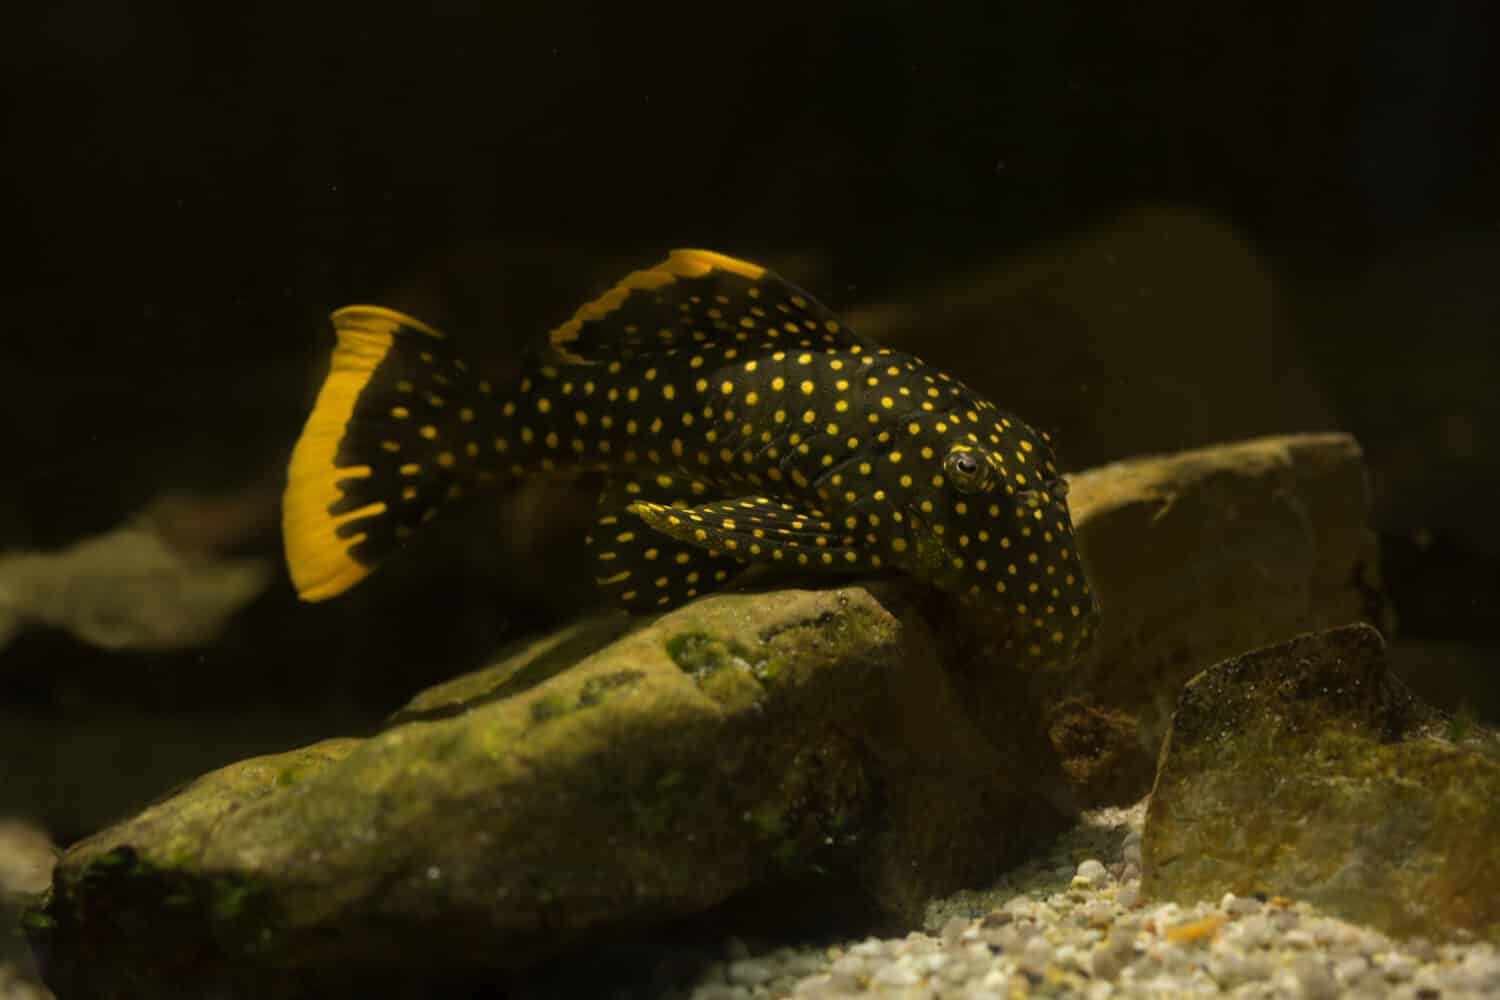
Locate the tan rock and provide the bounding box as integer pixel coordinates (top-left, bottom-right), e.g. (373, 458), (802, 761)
(1142, 624), (1500, 942)
(1038, 432), (1390, 804)
(846, 205), (1340, 473)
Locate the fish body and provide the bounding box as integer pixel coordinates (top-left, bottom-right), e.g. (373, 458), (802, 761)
(283, 250), (1099, 660)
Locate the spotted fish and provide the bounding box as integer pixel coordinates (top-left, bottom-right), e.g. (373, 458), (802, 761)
(283, 249), (1100, 659)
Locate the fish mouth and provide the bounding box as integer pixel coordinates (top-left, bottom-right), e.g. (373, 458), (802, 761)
(977, 603), (1099, 670)
(905, 508), (1100, 666)
(1024, 595), (1101, 668)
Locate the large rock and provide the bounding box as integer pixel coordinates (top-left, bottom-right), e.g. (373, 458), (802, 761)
(27, 432), (1389, 992)
(1040, 432), (1389, 804)
(1142, 624), (1500, 942)
(28, 587), (1070, 994)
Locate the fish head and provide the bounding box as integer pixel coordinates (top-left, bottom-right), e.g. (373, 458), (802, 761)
(888, 408), (1100, 664)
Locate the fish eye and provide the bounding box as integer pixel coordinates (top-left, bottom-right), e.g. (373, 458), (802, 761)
(943, 447), (994, 494)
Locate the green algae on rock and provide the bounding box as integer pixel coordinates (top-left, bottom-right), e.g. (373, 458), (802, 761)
(29, 584), (1069, 994)
(1142, 623), (1500, 943)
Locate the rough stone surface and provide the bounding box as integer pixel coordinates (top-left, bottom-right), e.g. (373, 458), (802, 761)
(27, 432), (1390, 993)
(30, 587), (1069, 994)
(1142, 623), (1500, 943)
(1041, 431), (1389, 805)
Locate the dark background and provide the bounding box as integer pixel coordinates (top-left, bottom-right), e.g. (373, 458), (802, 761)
(3, 2), (1497, 839)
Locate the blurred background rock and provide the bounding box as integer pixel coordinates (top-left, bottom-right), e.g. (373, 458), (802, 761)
(1, 2), (1496, 845)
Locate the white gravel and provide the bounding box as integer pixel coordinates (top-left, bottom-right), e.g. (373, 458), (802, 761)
(684, 800), (1500, 998)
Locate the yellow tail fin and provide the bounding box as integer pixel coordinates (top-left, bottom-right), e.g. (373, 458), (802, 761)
(282, 306), (472, 601)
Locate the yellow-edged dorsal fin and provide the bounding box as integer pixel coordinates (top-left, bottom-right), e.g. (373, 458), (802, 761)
(545, 249), (869, 365)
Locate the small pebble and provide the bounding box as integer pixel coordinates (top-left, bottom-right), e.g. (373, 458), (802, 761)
(828, 955), (864, 977)
(1019, 935), (1053, 975)
(940, 915), (969, 947)
(1283, 928), (1316, 950)
(726, 957), (776, 986)
(979, 908), (1012, 928)
(1097, 947), (1131, 983)
(1294, 955), (1339, 1000)
(979, 926), (1019, 952)
(1221, 892), (1262, 917)
(823, 968), (861, 993)
(1412, 963), (1448, 996)
(1381, 952), (1418, 981)
(870, 962), (919, 988)
(1079, 900), (1115, 928)
(1334, 954), (1370, 982)
(1463, 950), (1500, 989)
(1002, 894), (1033, 917)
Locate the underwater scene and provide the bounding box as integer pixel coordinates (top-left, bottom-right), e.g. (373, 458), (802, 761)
(3, 5), (1498, 998)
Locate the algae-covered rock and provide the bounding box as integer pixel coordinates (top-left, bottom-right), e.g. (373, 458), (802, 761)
(1142, 624), (1500, 942)
(30, 586), (1068, 993)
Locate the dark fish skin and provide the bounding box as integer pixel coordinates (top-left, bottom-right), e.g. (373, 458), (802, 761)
(283, 249), (1100, 660)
